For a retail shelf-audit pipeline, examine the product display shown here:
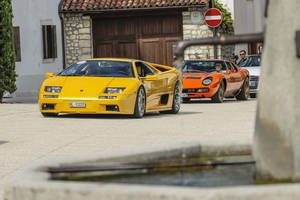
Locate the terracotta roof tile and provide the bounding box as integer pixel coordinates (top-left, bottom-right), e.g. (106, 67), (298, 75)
(60, 0), (207, 12)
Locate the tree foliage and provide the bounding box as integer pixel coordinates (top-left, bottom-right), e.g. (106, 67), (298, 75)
(0, 0), (17, 102)
(215, 0), (234, 34)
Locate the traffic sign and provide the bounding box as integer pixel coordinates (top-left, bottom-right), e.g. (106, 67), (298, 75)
(204, 8), (223, 28)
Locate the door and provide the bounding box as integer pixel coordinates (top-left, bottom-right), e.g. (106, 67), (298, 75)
(135, 62), (160, 111)
(139, 38), (163, 64)
(230, 62), (244, 91)
(93, 12), (182, 66)
(223, 61), (236, 96)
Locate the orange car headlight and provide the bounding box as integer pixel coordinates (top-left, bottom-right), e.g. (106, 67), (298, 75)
(202, 77), (213, 86)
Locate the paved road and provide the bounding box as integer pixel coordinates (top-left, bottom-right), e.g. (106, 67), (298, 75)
(0, 99), (257, 198)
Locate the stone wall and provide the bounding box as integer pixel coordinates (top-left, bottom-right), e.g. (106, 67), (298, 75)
(182, 8), (234, 61)
(62, 14), (92, 67)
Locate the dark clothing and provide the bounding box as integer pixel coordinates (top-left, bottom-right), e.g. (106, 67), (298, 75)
(237, 57), (252, 67)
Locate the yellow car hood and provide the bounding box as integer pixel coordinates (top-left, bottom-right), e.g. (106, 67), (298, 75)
(43, 76), (138, 99)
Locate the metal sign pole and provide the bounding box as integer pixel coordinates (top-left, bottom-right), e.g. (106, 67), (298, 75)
(211, 0), (218, 59)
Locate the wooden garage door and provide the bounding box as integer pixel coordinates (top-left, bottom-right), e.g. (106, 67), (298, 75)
(93, 13), (182, 66)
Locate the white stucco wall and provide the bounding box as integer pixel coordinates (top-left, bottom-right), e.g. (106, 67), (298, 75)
(10, 0), (63, 102)
(234, 0), (266, 56)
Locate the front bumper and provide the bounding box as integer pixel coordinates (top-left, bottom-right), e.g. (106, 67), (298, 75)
(181, 87), (217, 98)
(39, 94), (136, 115)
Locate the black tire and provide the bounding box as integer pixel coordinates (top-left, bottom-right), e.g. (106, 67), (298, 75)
(41, 112), (58, 117)
(133, 87), (146, 118)
(236, 77), (250, 101)
(211, 81), (225, 103)
(160, 82), (181, 114)
(250, 93), (257, 98)
(182, 97), (190, 103)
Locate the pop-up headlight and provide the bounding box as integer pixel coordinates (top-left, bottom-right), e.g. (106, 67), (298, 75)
(104, 88), (125, 94)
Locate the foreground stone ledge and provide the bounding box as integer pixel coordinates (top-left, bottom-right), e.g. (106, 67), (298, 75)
(4, 142), (300, 200)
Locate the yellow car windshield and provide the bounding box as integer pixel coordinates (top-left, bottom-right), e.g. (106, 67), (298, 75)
(59, 60), (134, 78)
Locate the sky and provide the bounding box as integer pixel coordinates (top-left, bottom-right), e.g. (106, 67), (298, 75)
(218, 0), (234, 19)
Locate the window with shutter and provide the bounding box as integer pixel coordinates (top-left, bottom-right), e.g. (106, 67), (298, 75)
(13, 27), (21, 62)
(42, 25), (57, 59)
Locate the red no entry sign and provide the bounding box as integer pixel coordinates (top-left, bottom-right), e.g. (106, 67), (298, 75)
(204, 8), (223, 28)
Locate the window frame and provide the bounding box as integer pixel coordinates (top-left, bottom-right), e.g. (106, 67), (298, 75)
(42, 25), (57, 60)
(135, 62), (157, 77)
(13, 26), (21, 62)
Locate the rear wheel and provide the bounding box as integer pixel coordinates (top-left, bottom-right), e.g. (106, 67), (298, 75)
(212, 82), (224, 103)
(236, 77), (249, 101)
(133, 87), (146, 118)
(160, 82), (181, 114)
(41, 112), (58, 117)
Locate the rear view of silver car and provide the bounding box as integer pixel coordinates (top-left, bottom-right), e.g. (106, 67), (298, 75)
(238, 55), (261, 98)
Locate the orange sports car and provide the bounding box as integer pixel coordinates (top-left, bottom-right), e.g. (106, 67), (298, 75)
(182, 59), (249, 103)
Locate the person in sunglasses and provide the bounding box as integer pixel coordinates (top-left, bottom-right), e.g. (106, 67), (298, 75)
(237, 50), (252, 67)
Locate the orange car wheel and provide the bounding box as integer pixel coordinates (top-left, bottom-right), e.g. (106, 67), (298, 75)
(211, 81), (224, 103)
(236, 77), (249, 101)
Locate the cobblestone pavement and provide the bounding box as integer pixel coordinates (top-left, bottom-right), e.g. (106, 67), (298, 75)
(0, 99), (257, 198)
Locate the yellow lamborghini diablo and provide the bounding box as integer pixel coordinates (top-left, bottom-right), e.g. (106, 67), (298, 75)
(39, 58), (182, 118)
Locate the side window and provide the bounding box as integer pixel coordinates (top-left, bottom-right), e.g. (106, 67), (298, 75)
(135, 62), (156, 77)
(225, 62), (234, 72)
(231, 63), (239, 72)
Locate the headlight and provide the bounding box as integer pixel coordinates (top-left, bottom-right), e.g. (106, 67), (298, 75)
(202, 77), (213, 86)
(104, 87), (125, 94)
(43, 95), (59, 98)
(44, 86), (62, 93)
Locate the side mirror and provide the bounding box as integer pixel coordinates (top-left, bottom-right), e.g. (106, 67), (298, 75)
(145, 75), (158, 81)
(45, 73), (54, 78)
(226, 69), (231, 74)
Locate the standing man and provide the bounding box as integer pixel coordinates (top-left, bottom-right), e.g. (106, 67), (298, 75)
(237, 50), (252, 67)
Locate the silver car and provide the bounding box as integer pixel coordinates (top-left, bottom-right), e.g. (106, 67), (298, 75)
(238, 55), (261, 98)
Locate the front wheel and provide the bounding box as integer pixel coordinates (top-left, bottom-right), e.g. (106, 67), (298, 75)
(160, 82), (181, 114)
(236, 77), (249, 101)
(133, 87), (146, 118)
(211, 82), (224, 103)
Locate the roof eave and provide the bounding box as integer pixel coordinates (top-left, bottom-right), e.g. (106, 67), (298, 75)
(59, 5), (207, 14)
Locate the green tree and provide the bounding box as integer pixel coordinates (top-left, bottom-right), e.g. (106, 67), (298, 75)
(0, 0), (17, 103)
(215, 0), (234, 34)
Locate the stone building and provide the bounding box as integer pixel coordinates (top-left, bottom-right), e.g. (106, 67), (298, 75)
(59, 0), (234, 67)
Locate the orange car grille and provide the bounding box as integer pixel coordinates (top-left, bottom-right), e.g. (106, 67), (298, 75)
(184, 77), (202, 79)
(183, 88), (209, 93)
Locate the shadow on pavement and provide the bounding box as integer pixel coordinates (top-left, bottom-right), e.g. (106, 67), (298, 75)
(183, 98), (257, 104)
(44, 110), (202, 119)
(0, 141), (9, 145)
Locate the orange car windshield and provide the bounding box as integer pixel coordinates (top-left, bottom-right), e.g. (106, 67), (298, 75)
(59, 60), (135, 78)
(182, 61), (227, 73)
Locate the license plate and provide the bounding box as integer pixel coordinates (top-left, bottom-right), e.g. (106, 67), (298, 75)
(69, 102), (86, 108)
(250, 81), (256, 86)
(182, 93), (189, 98)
